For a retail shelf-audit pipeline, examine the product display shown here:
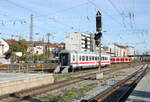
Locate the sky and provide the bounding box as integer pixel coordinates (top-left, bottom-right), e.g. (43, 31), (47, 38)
(0, 0), (150, 53)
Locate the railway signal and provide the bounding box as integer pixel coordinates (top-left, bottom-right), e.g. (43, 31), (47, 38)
(94, 32), (102, 46)
(96, 11), (102, 32)
(96, 11), (103, 79)
(95, 11), (102, 46)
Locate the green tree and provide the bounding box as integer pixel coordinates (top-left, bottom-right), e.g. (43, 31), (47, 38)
(8, 39), (29, 62)
(9, 39), (28, 53)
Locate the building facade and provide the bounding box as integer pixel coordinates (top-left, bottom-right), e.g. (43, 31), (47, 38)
(0, 38), (9, 56)
(108, 43), (128, 57)
(65, 32), (96, 52)
(47, 43), (65, 56)
(127, 46), (135, 56)
(27, 41), (64, 56)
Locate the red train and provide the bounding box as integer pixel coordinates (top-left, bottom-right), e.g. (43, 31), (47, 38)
(110, 57), (131, 63)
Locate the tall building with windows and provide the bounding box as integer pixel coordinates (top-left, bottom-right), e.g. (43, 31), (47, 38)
(65, 32), (92, 52)
(65, 32), (107, 53)
(107, 43), (135, 57)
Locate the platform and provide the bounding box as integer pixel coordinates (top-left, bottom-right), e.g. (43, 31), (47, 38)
(0, 73), (54, 96)
(126, 68), (150, 102)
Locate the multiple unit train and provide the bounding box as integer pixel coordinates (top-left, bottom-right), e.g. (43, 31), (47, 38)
(59, 50), (131, 70)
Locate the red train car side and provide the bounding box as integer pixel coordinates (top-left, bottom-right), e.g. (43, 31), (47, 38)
(110, 57), (131, 63)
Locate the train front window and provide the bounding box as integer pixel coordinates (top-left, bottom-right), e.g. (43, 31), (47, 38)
(60, 53), (70, 66)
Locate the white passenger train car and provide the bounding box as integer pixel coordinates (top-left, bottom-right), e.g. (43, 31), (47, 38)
(59, 50), (111, 70)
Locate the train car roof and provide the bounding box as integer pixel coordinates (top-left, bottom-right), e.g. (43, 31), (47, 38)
(110, 56), (131, 58)
(60, 50), (110, 55)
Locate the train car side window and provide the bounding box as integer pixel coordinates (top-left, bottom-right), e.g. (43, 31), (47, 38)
(111, 58), (115, 61)
(89, 56), (91, 61)
(95, 57), (97, 61)
(79, 56), (82, 61)
(101, 57), (104, 61)
(82, 56), (85, 61)
(97, 57), (99, 60)
(73, 55), (75, 61)
(86, 56), (88, 61)
(92, 56), (94, 60)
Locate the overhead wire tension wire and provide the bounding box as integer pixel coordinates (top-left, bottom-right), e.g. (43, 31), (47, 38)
(39, 1), (96, 32)
(105, 0), (130, 29)
(0, 9), (29, 26)
(3, 0), (93, 31)
(5, 0), (43, 16)
(0, 12), (11, 17)
(35, 1), (91, 18)
(87, 0), (126, 30)
(0, 0), (40, 26)
(48, 17), (80, 31)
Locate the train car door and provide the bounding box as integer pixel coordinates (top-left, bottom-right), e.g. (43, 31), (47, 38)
(60, 53), (70, 66)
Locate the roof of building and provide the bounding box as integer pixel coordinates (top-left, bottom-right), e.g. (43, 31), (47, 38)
(114, 43), (128, 49)
(3, 39), (64, 48)
(33, 41), (64, 47)
(102, 46), (109, 51)
(33, 41), (47, 44)
(47, 43), (65, 47)
(4, 39), (17, 44)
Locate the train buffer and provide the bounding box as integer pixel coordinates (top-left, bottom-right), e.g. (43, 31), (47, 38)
(54, 65), (69, 73)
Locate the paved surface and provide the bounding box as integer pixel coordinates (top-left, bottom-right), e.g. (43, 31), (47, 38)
(0, 72), (49, 83)
(126, 69), (150, 102)
(0, 72), (54, 96)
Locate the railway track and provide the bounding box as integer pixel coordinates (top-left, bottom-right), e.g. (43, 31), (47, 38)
(83, 64), (149, 102)
(0, 67), (55, 73)
(0, 64), (138, 102)
(0, 63), (138, 73)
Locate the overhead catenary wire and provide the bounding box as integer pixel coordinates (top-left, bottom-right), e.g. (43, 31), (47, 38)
(5, 0), (43, 16)
(0, 0), (92, 29)
(35, 1), (91, 18)
(87, 0), (126, 30)
(105, 0), (131, 29)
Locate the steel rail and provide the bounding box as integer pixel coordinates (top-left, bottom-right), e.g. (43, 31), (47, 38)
(0, 64), (142, 102)
(85, 64), (148, 102)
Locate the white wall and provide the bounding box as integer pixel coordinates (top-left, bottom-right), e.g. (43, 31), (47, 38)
(127, 46), (135, 56)
(65, 32), (92, 52)
(0, 38), (9, 56)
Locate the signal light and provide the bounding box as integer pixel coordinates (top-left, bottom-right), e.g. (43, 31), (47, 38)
(94, 32), (102, 46)
(95, 40), (99, 46)
(94, 32), (102, 40)
(96, 11), (102, 32)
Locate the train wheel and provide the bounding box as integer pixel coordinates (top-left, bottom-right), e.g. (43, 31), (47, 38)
(68, 67), (72, 72)
(80, 66), (83, 70)
(69, 66), (74, 72)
